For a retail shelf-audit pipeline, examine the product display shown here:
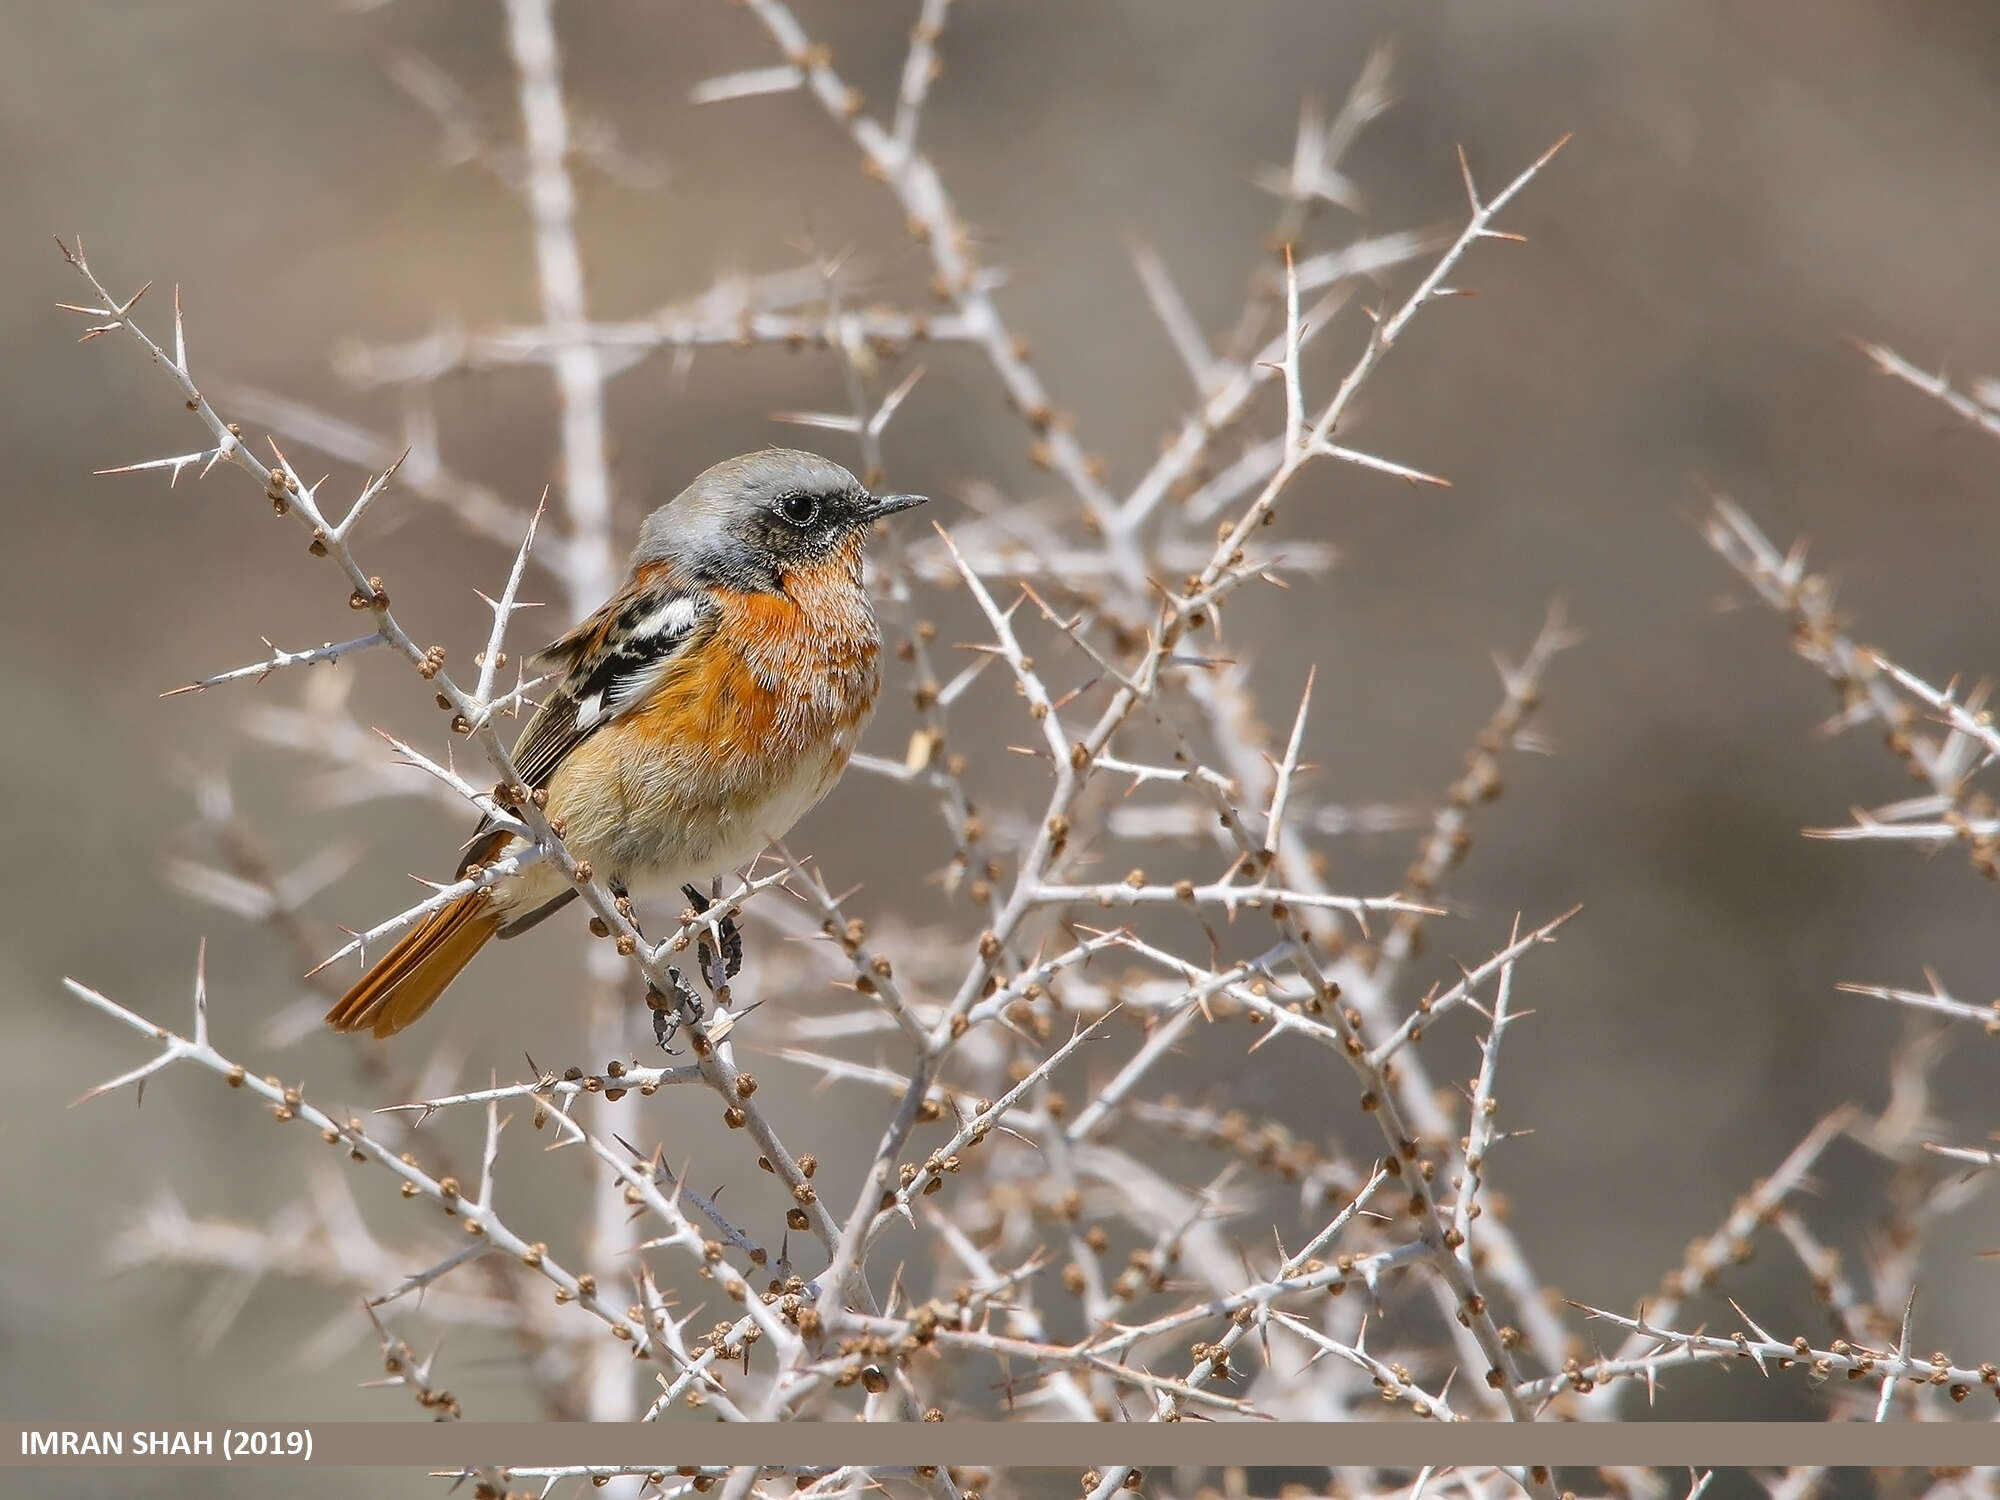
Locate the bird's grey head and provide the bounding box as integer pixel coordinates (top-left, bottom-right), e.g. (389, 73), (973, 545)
(630, 449), (927, 592)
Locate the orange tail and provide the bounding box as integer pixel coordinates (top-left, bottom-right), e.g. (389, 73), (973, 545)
(325, 893), (501, 1038)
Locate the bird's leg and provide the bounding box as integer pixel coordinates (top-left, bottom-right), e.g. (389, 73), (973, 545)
(646, 882), (740, 1052)
(681, 884), (716, 989)
(682, 882), (744, 992)
(647, 966), (704, 1053)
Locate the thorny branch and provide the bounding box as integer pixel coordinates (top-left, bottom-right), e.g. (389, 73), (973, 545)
(59, 0), (2000, 1470)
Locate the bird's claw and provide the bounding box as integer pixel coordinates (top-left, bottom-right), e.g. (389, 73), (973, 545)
(647, 966), (705, 1052)
(682, 882), (744, 983)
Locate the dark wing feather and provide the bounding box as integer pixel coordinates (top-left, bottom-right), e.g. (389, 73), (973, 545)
(453, 573), (712, 878)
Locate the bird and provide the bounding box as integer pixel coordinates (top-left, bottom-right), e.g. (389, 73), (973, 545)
(325, 448), (927, 1038)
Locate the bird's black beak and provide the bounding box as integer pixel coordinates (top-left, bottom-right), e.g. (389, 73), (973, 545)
(865, 492), (929, 518)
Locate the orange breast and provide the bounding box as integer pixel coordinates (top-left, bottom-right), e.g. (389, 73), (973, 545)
(626, 548), (881, 793)
(535, 545), (883, 880)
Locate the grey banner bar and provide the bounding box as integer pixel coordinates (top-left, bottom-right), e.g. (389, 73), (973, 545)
(7, 1422), (2000, 1469)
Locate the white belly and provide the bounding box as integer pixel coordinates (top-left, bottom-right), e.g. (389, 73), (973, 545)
(495, 729), (856, 922)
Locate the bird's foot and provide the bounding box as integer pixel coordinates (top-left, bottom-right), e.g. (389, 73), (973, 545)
(682, 882), (744, 987)
(647, 966), (705, 1053)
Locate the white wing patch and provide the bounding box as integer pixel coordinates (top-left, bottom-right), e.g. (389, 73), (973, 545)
(571, 594), (703, 733)
(601, 660), (673, 717)
(631, 597), (700, 642)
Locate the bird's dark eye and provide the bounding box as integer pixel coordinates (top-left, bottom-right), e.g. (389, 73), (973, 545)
(776, 492), (821, 527)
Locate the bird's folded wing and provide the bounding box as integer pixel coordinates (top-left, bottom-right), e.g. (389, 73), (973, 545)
(454, 572), (714, 878)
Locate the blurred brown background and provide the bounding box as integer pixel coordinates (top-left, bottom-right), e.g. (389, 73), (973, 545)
(8, 0), (2000, 1487)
